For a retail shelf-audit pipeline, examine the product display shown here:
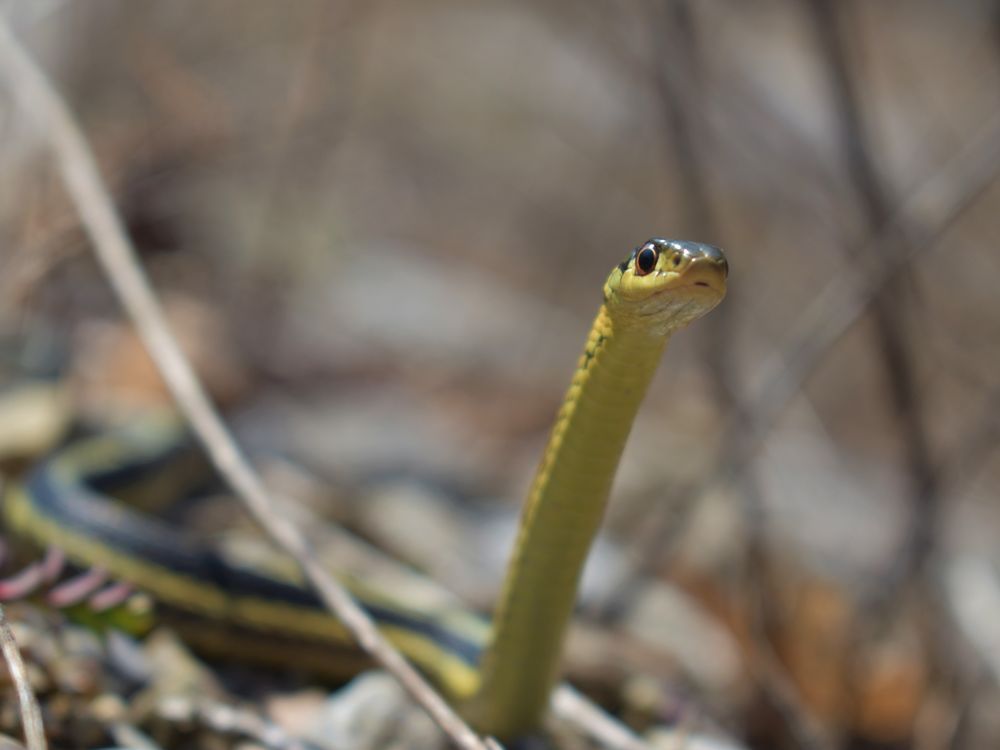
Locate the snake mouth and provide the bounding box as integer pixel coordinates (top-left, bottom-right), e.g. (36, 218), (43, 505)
(675, 260), (726, 297)
(675, 278), (725, 296)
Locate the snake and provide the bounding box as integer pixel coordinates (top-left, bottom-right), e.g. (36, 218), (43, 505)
(2, 238), (727, 739)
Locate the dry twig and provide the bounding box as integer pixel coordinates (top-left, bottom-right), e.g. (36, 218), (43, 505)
(648, 4), (828, 747)
(802, 0), (939, 599)
(0, 602), (46, 750)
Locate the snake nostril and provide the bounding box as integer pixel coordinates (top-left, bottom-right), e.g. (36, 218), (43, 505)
(694, 243), (728, 279)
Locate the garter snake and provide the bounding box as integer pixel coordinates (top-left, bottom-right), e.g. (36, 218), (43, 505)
(2, 238), (727, 739)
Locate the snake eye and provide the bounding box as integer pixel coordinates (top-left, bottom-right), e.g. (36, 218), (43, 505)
(635, 245), (658, 276)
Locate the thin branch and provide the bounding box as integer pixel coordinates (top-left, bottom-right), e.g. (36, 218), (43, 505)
(0, 16), (494, 750)
(153, 695), (314, 750)
(802, 0), (939, 594)
(0, 602), (47, 750)
(551, 685), (746, 750)
(551, 687), (651, 750)
(649, 4), (827, 747)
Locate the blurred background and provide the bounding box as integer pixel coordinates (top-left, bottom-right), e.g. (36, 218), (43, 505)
(1, 1), (999, 748)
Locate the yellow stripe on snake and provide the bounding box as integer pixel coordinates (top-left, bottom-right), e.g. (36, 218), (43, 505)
(2, 238), (727, 739)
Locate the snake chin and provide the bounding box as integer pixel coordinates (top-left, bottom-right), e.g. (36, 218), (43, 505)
(625, 283), (725, 335)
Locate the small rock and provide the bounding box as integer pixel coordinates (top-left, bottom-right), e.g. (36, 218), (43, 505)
(303, 672), (444, 750)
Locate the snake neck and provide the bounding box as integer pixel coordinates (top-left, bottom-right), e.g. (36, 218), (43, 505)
(466, 304), (669, 737)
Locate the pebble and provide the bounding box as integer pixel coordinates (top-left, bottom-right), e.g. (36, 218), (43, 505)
(301, 672), (444, 750)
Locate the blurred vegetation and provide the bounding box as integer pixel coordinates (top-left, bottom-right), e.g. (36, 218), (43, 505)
(1, 1), (999, 748)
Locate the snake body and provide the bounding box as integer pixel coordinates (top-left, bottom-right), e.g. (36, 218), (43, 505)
(3, 238), (727, 739)
(471, 238), (727, 734)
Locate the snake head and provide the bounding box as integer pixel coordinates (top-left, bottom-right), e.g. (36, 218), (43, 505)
(603, 238), (728, 334)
